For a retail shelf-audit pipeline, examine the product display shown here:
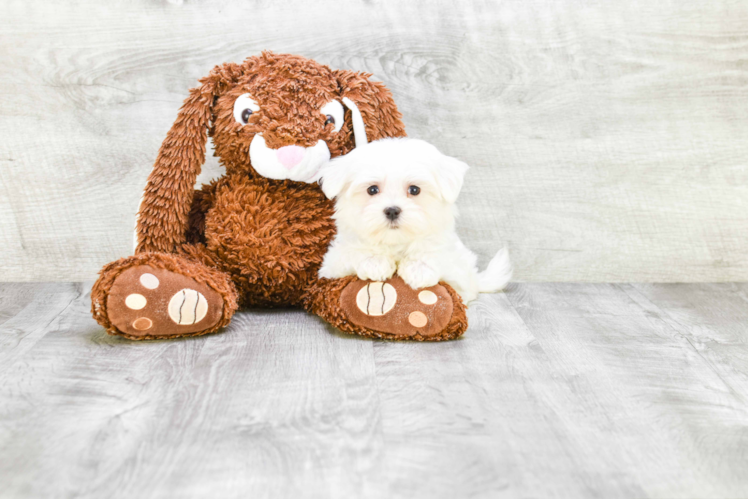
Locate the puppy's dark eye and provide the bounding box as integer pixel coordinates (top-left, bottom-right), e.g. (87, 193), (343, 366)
(367, 185), (380, 196)
(408, 185), (421, 196)
(324, 114), (335, 126)
(241, 109), (253, 124)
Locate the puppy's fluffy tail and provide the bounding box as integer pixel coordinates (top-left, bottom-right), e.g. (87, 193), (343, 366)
(477, 247), (513, 293)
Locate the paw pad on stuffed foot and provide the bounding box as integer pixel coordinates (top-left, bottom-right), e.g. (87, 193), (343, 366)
(341, 275), (454, 338)
(168, 289), (209, 325)
(106, 265), (224, 338)
(355, 281), (397, 316)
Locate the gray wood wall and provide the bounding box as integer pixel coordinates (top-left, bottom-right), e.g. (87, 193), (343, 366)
(1, 0), (747, 282)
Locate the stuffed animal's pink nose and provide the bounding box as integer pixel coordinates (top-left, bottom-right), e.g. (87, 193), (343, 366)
(276, 146), (305, 169)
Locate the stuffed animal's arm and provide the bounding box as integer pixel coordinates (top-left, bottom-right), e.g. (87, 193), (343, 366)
(133, 182), (218, 251)
(185, 182), (219, 245)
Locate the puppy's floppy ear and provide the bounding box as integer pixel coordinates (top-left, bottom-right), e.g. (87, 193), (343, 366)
(333, 70), (407, 149)
(136, 62), (241, 253)
(318, 154), (355, 200)
(433, 153), (469, 204)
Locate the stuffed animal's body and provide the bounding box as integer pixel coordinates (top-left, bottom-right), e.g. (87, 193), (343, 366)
(91, 52), (467, 341)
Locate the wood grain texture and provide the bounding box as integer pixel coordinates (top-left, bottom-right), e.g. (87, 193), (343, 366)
(1, 0), (748, 282)
(2, 282), (748, 497)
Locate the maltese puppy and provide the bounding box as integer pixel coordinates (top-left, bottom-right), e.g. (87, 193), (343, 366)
(317, 137), (511, 303)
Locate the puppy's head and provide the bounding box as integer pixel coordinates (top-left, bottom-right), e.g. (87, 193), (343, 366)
(320, 138), (469, 245)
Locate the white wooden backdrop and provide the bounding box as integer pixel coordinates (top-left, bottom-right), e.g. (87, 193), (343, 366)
(1, 0), (747, 282)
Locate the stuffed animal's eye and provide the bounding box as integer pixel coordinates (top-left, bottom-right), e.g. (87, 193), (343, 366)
(367, 185), (380, 196)
(233, 94), (260, 125)
(320, 100), (344, 132)
(408, 185), (421, 196)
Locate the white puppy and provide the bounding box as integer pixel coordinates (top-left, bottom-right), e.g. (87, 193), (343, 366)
(317, 137), (511, 303)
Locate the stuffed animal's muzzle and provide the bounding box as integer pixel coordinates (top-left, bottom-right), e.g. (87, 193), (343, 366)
(250, 134), (331, 183)
(248, 97), (369, 184)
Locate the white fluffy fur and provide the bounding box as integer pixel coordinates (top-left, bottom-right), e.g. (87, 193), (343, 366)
(318, 137), (512, 303)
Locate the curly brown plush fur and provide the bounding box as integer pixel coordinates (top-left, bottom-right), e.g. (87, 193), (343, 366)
(91, 52), (469, 341)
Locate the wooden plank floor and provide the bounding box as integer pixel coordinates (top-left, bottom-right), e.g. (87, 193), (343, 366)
(1, 282), (747, 498)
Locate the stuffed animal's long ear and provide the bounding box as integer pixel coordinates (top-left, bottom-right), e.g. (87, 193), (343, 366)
(135, 63), (239, 253)
(333, 70), (407, 146)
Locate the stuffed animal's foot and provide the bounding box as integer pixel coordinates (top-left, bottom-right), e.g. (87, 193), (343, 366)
(106, 265), (225, 338)
(337, 275), (466, 341)
(92, 253), (237, 340)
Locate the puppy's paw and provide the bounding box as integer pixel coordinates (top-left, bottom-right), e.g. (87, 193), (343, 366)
(356, 255), (397, 282)
(319, 261), (348, 280)
(398, 260), (440, 290)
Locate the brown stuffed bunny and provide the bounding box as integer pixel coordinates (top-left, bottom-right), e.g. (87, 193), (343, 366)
(91, 52), (467, 341)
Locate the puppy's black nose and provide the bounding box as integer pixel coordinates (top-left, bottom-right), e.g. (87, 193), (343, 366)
(384, 206), (401, 221)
